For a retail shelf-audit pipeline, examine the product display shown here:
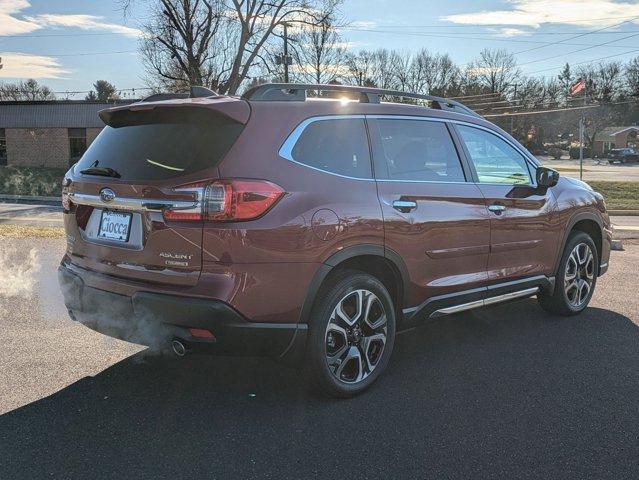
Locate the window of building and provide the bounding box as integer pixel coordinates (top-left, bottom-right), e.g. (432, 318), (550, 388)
(0, 129), (6, 166)
(287, 118), (372, 179)
(370, 118), (466, 182)
(456, 125), (532, 185)
(68, 128), (87, 165)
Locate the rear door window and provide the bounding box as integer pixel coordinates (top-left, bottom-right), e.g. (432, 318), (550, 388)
(369, 118), (466, 182)
(76, 109), (243, 182)
(285, 118), (372, 179)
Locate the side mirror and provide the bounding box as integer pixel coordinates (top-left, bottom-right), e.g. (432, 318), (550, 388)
(536, 167), (559, 188)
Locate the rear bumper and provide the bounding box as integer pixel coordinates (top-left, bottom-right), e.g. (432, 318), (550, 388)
(58, 264), (307, 358)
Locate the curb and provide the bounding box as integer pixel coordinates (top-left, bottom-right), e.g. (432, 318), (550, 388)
(0, 194), (60, 206)
(609, 210), (639, 216)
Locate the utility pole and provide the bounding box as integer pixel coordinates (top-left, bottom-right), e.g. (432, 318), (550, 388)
(276, 23), (293, 83)
(579, 85), (587, 181)
(510, 82), (518, 135)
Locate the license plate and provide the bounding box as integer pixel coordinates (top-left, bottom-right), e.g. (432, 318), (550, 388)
(98, 211), (132, 242)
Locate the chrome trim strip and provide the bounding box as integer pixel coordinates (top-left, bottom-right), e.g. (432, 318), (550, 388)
(68, 192), (198, 212)
(430, 287), (539, 318)
(600, 262), (608, 269)
(482, 287), (539, 306)
(432, 299), (484, 316)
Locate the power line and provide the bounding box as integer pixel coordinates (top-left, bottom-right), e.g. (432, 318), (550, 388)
(511, 16), (639, 56)
(483, 99), (638, 118)
(349, 15), (639, 29)
(526, 47), (639, 75)
(518, 32), (639, 67)
(344, 28), (639, 49)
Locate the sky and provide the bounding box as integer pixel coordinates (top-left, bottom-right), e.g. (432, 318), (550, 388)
(1, 0), (639, 98)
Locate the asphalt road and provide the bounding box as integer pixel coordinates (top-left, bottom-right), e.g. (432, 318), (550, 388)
(1, 238), (639, 479)
(540, 157), (639, 182)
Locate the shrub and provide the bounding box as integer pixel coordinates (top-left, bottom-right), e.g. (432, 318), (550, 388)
(0, 166), (66, 196)
(548, 147), (564, 160)
(569, 146), (592, 159)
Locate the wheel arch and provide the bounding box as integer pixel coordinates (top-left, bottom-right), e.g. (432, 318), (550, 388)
(299, 245), (410, 325)
(556, 211), (603, 274)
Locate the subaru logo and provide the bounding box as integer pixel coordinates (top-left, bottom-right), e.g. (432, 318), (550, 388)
(99, 188), (116, 203)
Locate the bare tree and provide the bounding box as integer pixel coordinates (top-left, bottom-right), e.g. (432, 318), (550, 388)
(0, 79), (55, 101)
(625, 56), (639, 98)
(132, 0), (342, 94)
(290, 6), (346, 84)
(577, 61), (624, 102)
(466, 48), (521, 94)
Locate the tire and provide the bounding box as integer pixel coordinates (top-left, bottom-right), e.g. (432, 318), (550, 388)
(306, 269), (396, 398)
(538, 231), (598, 316)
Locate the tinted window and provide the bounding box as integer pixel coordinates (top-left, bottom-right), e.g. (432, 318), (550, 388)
(76, 112), (243, 181)
(371, 118), (465, 182)
(290, 118), (372, 179)
(456, 125), (532, 185)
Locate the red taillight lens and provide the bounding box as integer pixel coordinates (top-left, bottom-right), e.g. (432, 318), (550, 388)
(162, 180), (284, 223)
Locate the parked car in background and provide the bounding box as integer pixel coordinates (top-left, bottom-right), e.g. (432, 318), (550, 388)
(58, 84), (612, 397)
(608, 148), (639, 163)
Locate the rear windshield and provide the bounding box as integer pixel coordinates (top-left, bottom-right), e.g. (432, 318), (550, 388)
(75, 108), (243, 181)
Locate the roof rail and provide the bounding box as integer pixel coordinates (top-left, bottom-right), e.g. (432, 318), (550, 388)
(140, 85), (219, 103)
(241, 83), (481, 118)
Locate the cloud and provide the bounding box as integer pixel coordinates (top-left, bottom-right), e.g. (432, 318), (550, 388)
(27, 14), (142, 37)
(0, 1), (141, 38)
(0, 0), (39, 35)
(350, 20), (378, 29)
(442, 0), (639, 30)
(496, 27), (531, 37)
(0, 52), (68, 78)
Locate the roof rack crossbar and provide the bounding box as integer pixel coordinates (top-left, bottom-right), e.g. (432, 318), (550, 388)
(241, 83), (480, 118)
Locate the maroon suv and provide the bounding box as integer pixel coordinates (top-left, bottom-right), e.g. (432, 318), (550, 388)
(58, 84), (612, 397)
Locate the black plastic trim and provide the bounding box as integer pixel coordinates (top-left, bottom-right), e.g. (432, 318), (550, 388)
(58, 264), (300, 357)
(402, 275), (553, 328)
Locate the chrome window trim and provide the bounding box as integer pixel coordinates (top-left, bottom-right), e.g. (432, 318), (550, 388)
(277, 113), (540, 185)
(277, 115), (374, 182)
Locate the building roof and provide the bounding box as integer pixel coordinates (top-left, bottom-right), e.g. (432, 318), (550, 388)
(595, 126), (639, 142)
(0, 100), (137, 129)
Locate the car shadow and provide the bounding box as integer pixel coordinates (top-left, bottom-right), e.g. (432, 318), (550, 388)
(2, 300), (639, 479)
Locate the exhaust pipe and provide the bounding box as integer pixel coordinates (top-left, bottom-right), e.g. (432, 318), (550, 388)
(171, 339), (188, 357)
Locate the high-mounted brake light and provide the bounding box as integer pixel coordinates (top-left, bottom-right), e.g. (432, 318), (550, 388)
(162, 180), (285, 222)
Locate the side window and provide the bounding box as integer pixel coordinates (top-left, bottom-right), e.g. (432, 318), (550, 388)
(456, 125), (532, 185)
(289, 118), (372, 179)
(371, 118), (465, 182)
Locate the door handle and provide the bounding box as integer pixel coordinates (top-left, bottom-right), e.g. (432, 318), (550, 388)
(488, 204), (506, 215)
(392, 200), (417, 213)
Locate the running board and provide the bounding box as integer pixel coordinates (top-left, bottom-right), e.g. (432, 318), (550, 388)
(430, 287), (539, 318)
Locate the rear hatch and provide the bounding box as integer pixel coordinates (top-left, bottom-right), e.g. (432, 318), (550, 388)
(62, 98), (249, 287)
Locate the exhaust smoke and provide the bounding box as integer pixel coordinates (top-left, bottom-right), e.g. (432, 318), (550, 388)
(0, 248), (40, 306)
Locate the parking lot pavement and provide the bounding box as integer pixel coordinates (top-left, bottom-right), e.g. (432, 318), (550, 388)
(0, 202), (62, 227)
(1, 238), (639, 479)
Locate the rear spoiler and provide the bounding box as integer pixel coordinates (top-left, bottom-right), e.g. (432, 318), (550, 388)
(99, 97), (251, 127)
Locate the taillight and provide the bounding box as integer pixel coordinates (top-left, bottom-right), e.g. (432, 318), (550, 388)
(162, 180), (285, 222)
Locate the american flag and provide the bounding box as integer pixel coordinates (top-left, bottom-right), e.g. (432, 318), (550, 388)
(570, 79), (586, 96)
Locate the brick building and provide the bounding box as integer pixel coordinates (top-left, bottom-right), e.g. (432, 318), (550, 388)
(0, 100), (135, 169)
(593, 126), (639, 156)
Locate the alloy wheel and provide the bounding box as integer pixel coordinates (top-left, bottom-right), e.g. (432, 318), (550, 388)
(564, 242), (595, 309)
(324, 289), (388, 384)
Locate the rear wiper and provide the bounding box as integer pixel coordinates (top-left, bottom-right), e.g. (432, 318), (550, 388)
(79, 167), (121, 178)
